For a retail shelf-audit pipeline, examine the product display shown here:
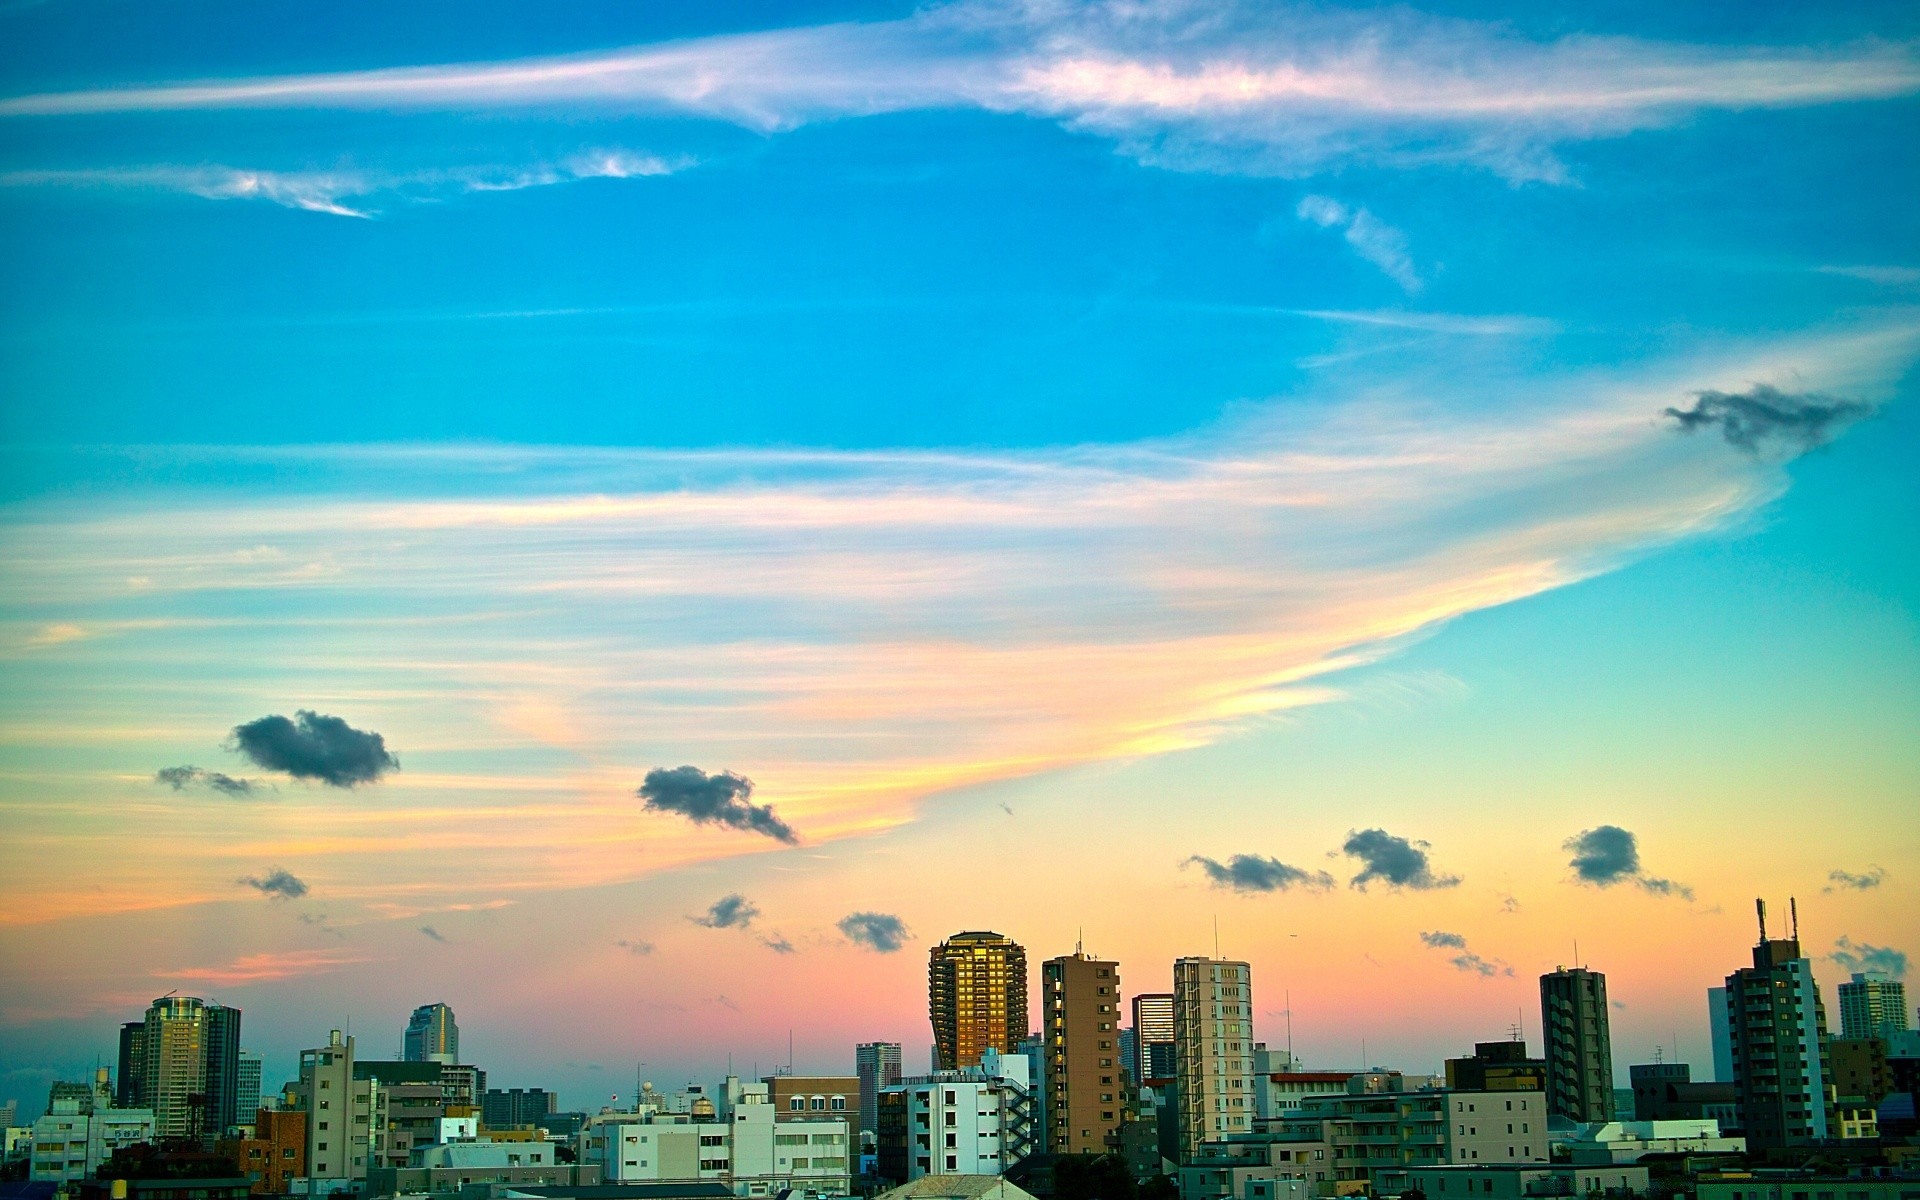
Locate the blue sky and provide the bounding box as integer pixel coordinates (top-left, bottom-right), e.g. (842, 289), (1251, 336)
(0, 0), (1915, 1113)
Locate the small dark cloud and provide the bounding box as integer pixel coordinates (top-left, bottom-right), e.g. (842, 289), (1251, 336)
(690, 893), (758, 929)
(1450, 951), (1513, 978)
(839, 912), (910, 953)
(759, 933), (796, 954)
(637, 765), (797, 844)
(1564, 825), (1693, 899)
(298, 911), (343, 938)
(229, 710), (398, 787)
(1497, 894), (1521, 914)
(1420, 930), (1467, 949)
(419, 925), (447, 942)
(238, 867), (307, 900)
(1826, 867), (1886, 893)
(1664, 384), (1873, 455)
(999, 803), (1015, 817)
(1186, 854), (1336, 894)
(616, 938), (655, 956)
(1831, 936), (1908, 980)
(155, 765), (262, 797)
(707, 994), (741, 1012)
(1612, 1000), (1629, 1011)
(1343, 829), (1461, 891)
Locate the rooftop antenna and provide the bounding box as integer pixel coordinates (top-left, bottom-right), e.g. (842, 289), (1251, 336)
(1361, 1037), (1368, 1069)
(1790, 897), (1799, 942)
(1213, 915), (1220, 960)
(1285, 990), (1294, 1065)
(1756, 898), (1768, 942)
(1077, 928), (1084, 956)
(789, 1029), (795, 1074)
(1573, 939), (1580, 969)
(1652, 1045), (1664, 1065)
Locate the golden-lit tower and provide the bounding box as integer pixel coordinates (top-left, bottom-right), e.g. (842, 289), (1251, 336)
(929, 931), (1028, 1070)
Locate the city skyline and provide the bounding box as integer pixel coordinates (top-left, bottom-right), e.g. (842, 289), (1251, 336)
(1, 0), (1916, 1127)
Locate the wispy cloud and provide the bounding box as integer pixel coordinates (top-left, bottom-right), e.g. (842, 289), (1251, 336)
(238, 867), (308, 900)
(1831, 936), (1908, 980)
(0, 324), (1910, 921)
(157, 947), (370, 984)
(1418, 929), (1511, 976)
(0, 152), (689, 217)
(1825, 866), (1886, 892)
(1296, 196), (1420, 291)
(691, 894), (759, 930)
(1, 4), (1914, 181)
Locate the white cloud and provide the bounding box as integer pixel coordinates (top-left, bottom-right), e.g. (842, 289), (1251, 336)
(1295, 195), (1421, 291)
(2, 3), (1913, 181)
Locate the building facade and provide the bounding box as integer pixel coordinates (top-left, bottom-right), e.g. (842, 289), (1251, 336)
(142, 995), (246, 1143)
(1721, 901), (1832, 1151)
(766, 1077), (858, 1122)
(1838, 972), (1911, 1041)
(481, 1087), (559, 1130)
(237, 1053), (263, 1127)
(930, 932), (1029, 1072)
(858, 1043), (904, 1136)
(1042, 950), (1126, 1156)
(28, 1071), (155, 1184)
(584, 1099), (851, 1197)
(875, 1059), (1035, 1184)
(217, 1109), (308, 1195)
(117, 1022), (147, 1108)
(297, 1029), (376, 1188)
(1444, 1043), (1546, 1095)
(404, 1003), (460, 1064)
(1133, 994), (1177, 1085)
(1540, 967), (1614, 1123)
(1173, 957), (1255, 1159)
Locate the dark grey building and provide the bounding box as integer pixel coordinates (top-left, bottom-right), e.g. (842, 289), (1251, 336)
(1541, 967), (1614, 1122)
(204, 1003), (244, 1134)
(117, 1022), (146, 1108)
(482, 1087), (559, 1129)
(855, 1042), (902, 1135)
(1723, 899), (1833, 1151)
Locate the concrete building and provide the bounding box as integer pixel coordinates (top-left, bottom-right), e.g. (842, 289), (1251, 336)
(28, 1072), (156, 1184)
(583, 1090), (851, 1197)
(1134, 995), (1177, 1086)
(1540, 968), (1614, 1123)
(204, 1003), (245, 1136)
(1255, 1073), (1373, 1122)
(1708, 987), (1734, 1083)
(1562, 1119), (1743, 1164)
(483, 1087), (560, 1130)
(1041, 949), (1126, 1156)
(1174, 957), (1256, 1159)
(1829, 1038), (1893, 1109)
(1381, 1163), (1648, 1199)
(118, 1022), (147, 1108)
(374, 1080), (447, 1167)
(1839, 973), (1911, 1042)
(930, 933), (1030, 1072)
(368, 1139), (601, 1197)
(1695, 1175), (1920, 1200)
(859, 1044), (905, 1136)
(217, 1108), (308, 1195)
(873, 1176), (1040, 1200)
(876, 1055), (1036, 1183)
(1627, 1063), (1738, 1129)
(141, 995), (232, 1142)
(1444, 1043), (1546, 1095)
(405, 1003), (461, 1065)
(1721, 900), (1832, 1151)
(1295, 1089), (1547, 1184)
(295, 1029), (377, 1191)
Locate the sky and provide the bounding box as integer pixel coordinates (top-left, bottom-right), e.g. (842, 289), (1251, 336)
(0, 0), (1916, 1115)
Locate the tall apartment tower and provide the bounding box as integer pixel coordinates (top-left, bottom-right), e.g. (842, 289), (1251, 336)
(929, 931), (1028, 1071)
(1838, 973), (1912, 1041)
(1723, 899), (1833, 1151)
(116, 1022), (147, 1108)
(403, 1003), (459, 1064)
(237, 1052), (263, 1122)
(1131, 994), (1176, 1082)
(1172, 957), (1254, 1159)
(1042, 949), (1127, 1156)
(1540, 966), (1614, 1122)
(855, 1042), (903, 1135)
(299, 1029), (367, 1183)
(137, 996), (233, 1142)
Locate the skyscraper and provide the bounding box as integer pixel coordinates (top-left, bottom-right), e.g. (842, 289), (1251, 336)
(1838, 973), (1911, 1041)
(403, 1003), (459, 1064)
(204, 1003), (244, 1134)
(237, 1051), (263, 1123)
(1540, 966), (1614, 1122)
(1131, 993), (1176, 1082)
(928, 931), (1028, 1071)
(142, 995), (210, 1141)
(1723, 899), (1833, 1151)
(855, 1042), (903, 1135)
(116, 1021), (147, 1108)
(1042, 948), (1126, 1156)
(1173, 956), (1253, 1159)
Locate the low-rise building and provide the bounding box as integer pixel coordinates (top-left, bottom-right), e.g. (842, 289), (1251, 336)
(583, 1089), (851, 1198)
(765, 1077), (858, 1122)
(1564, 1120), (1743, 1165)
(1266, 1089), (1548, 1193)
(1379, 1163), (1648, 1199)
(28, 1074), (156, 1184)
(1695, 1174), (1920, 1200)
(216, 1108), (308, 1194)
(877, 1055), (1036, 1184)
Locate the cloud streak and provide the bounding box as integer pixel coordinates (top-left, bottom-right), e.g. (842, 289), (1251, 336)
(1419, 930), (1511, 976)
(155, 765), (262, 797)
(1831, 936), (1908, 980)
(1296, 196), (1420, 292)
(1825, 866), (1885, 892)
(2, 4), (1915, 181)
(1665, 384), (1875, 455)
(238, 867), (308, 900)
(691, 894), (759, 930)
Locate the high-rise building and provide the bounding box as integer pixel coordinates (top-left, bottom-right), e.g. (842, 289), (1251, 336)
(1042, 949), (1127, 1156)
(298, 1029), (376, 1184)
(855, 1042), (903, 1135)
(1540, 967), (1614, 1122)
(1707, 987), (1733, 1082)
(1838, 973), (1911, 1041)
(236, 1052), (263, 1124)
(141, 995), (244, 1143)
(404, 1003), (460, 1064)
(928, 931), (1028, 1071)
(116, 1022), (146, 1108)
(1172, 956), (1254, 1158)
(1722, 899), (1833, 1151)
(1132, 993), (1176, 1082)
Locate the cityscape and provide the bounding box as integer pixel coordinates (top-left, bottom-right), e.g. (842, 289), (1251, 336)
(1, 3), (1917, 1200)
(5, 912), (1917, 1200)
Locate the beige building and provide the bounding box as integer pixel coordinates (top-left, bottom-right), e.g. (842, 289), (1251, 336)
(930, 932), (1029, 1071)
(1175, 957), (1256, 1158)
(1042, 950), (1127, 1156)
